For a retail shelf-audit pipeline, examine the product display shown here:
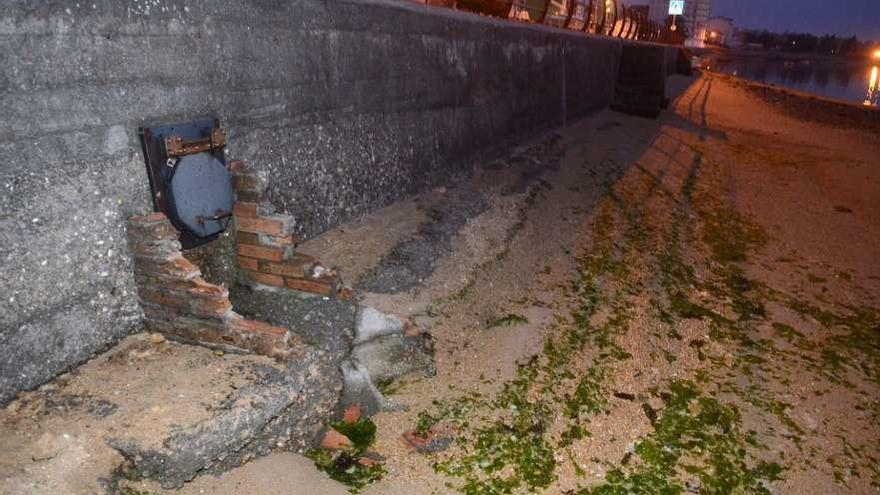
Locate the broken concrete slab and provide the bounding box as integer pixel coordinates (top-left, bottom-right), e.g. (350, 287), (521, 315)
(338, 360), (402, 417)
(0, 334), (341, 491)
(354, 307), (408, 345)
(351, 334), (436, 385)
(229, 284), (357, 364)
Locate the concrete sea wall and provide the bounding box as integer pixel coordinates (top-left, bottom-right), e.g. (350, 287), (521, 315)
(0, 0), (678, 402)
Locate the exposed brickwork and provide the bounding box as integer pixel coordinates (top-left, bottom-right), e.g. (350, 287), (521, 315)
(231, 164), (352, 300)
(127, 213), (304, 360)
(236, 215), (294, 237)
(237, 243), (291, 262)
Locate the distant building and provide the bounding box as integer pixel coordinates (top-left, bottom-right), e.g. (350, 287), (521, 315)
(705, 16), (735, 46)
(683, 0), (712, 46)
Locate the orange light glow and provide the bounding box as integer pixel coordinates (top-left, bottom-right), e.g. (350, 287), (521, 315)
(867, 66), (879, 106)
(874, 50), (880, 61)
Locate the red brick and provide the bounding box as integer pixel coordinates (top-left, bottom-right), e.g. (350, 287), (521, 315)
(235, 190), (262, 203)
(237, 255), (259, 271)
(133, 255), (200, 280)
(258, 260), (312, 278)
(145, 316), (232, 344)
(238, 244), (288, 262)
(236, 215), (292, 237)
(337, 287), (355, 301)
(233, 202), (259, 218)
(232, 174), (264, 192)
(233, 318), (287, 337)
(140, 288), (189, 310)
(190, 296), (233, 317)
(237, 231), (260, 246)
(228, 160), (244, 172)
(321, 429), (352, 450)
(238, 230), (299, 248)
(187, 278), (228, 299)
(343, 404), (361, 424)
(246, 270), (285, 287)
(135, 274), (197, 293)
(129, 237), (181, 257)
(263, 234), (299, 247)
(285, 277), (334, 296)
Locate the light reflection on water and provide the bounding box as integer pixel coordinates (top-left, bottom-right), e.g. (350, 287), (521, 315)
(714, 59), (879, 107)
(866, 66), (879, 107)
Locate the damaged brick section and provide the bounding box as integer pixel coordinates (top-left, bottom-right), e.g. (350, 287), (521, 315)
(229, 161), (351, 300)
(127, 212), (305, 360)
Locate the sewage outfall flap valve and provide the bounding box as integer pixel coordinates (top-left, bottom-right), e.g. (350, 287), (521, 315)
(139, 118), (234, 249)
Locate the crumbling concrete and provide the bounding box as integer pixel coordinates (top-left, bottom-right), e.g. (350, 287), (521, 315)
(340, 306), (435, 416)
(351, 334), (435, 385)
(229, 285), (357, 365)
(0, 335), (341, 492)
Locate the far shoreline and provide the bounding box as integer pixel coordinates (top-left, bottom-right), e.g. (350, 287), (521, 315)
(695, 46), (875, 66)
(704, 71), (880, 130)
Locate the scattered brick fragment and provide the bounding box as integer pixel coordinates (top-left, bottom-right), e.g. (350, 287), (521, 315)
(321, 429), (353, 451)
(343, 404), (362, 424)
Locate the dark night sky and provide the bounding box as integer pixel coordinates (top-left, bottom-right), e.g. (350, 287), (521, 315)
(712, 0), (880, 41)
(629, 0), (880, 40)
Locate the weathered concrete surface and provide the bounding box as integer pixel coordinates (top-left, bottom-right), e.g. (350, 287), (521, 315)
(0, 0), (677, 403)
(229, 285), (357, 364)
(0, 334), (341, 492)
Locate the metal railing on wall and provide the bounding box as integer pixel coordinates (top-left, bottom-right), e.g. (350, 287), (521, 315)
(414, 0), (684, 45)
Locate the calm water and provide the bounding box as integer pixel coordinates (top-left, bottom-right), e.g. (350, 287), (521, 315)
(713, 58), (879, 106)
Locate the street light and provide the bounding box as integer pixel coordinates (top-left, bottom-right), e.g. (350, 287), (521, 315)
(873, 49), (880, 61)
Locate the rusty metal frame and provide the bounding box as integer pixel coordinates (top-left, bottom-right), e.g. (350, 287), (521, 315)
(595, 0), (607, 34)
(633, 13), (643, 40)
(560, 0), (574, 29)
(562, 0), (587, 30)
(629, 8), (640, 39)
(622, 8), (634, 39)
(164, 127), (226, 158)
(603, 0), (617, 36)
(611, 2), (624, 37)
(537, 0), (552, 23)
(628, 9), (640, 39)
